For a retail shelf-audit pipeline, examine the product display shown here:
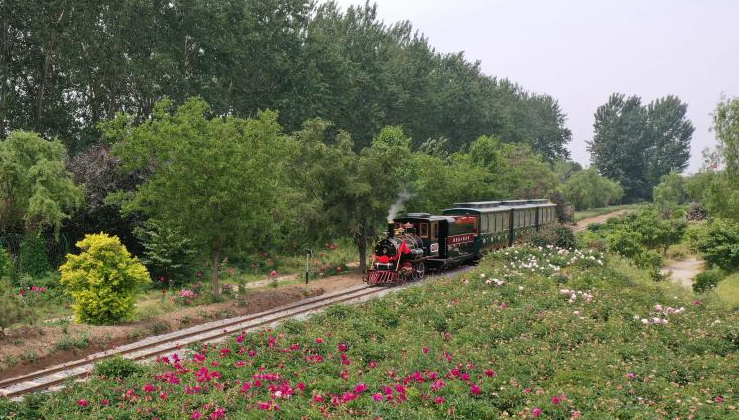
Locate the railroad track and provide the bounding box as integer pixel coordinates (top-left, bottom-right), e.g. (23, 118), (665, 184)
(0, 268), (466, 398)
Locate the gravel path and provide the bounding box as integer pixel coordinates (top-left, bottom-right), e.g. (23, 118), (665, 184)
(661, 257), (704, 288)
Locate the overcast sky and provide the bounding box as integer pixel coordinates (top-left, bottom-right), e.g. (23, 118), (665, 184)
(331, 0), (739, 173)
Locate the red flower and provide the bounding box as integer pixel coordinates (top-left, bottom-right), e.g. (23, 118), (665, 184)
(338, 342), (347, 352)
(552, 396), (560, 404)
(434, 396), (445, 404)
(470, 383), (481, 396)
(77, 399), (89, 407)
(144, 383), (154, 393)
(485, 369), (496, 377)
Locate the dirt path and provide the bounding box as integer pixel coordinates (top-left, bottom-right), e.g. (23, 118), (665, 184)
(661, 257), (704, 288)
(572, 209), (632, 232)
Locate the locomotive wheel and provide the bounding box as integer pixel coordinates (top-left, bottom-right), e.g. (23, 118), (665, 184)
(414, 262), (425, 280)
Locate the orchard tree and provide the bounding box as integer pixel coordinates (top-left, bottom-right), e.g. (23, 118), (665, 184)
(0, 131), (83, 235)
(112, 98), (292, 296)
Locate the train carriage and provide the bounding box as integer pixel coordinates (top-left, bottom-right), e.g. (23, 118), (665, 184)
(365, 198), (558, 286)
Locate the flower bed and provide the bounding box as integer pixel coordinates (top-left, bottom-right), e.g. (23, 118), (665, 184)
(2, 245), (738, 419)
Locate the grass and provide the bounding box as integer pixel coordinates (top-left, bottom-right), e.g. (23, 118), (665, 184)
(573, 203), (648, 222)
(709, 271), (739, 310)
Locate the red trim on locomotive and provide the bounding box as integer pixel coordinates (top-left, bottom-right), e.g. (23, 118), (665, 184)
(446, 233), (475, 245)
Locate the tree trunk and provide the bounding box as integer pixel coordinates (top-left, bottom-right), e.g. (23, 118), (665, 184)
(358, 220), (367, 272)
(211, 246), (221, 297)
(0, 19), (9, 113)
(34, 7), (66, 132)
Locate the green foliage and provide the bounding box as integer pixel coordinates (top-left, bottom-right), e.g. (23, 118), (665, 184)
(696, 219), (739, 271)
(693, 269), (725, 294)
(0, 131), (83, 235)
(1, 1), (571, 163)
(596, 210), (686, 270)
(134, 220), (197, 287)
(11, 245), (739, 419)
(589, 94), (693, 202)
(112, 98), (290, 296)
(19, 234), (51, 278)
(0, 244), (9, 280)
(0, 280), (34, 335)
(712, 95), (739, 176)
(653, 172), (685, 214)
(289, 120), (411, 270)
(93, 356), (143, 379)
(59, 233), (150, 324)
(560, 168), (623, 210)
(531, 224), (577, 250)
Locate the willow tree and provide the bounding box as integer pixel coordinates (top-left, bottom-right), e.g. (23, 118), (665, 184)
(111, 98), (292, 295)
(0, 130), (83, 235)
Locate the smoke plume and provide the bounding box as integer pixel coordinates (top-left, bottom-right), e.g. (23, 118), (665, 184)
(387, 190), (413, 222)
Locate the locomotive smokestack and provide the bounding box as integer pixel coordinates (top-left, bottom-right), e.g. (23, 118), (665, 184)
(387, 190), (413, 222)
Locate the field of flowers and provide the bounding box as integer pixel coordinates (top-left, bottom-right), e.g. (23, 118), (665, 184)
(2, 245), (738, 419)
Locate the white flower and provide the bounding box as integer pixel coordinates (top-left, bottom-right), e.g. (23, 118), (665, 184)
(641, 318), (649, 325)
(518, 286), (524, 291)
(633, 315), (640, 320)
(661, 318), (669, 325)
(654, 304), (663, 312)
(573, 311), (581, 316)
(480, 273), (486, 278)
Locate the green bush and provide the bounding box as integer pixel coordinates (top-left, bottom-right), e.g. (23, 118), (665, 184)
(532, 224), (577, 250)
(19, 235), (50, 278)
(696, 219), (739, 271)
(93, 355), (143, 379)
(0, 245), (9, 280)
(134, 221), (198, 287)
(59, 233), (151, 324)
(0, 280), (34, 335)
(693, 269), (725, 293)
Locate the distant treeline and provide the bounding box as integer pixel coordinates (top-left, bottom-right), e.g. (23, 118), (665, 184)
(0, 0), (571, 159)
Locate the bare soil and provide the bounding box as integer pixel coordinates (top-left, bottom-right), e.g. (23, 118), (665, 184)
(661, 257), (704, 288)
(0, 270), (365, 380)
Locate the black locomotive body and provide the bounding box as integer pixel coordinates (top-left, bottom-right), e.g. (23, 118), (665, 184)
(364, 199), (557, 285)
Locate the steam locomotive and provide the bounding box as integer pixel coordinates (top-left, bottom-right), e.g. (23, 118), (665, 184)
(365, 199), (556, 285)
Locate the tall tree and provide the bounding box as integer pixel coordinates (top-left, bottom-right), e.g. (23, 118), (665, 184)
(0, 131), (83, 236)
(588, 94), (648, 201)
(111, 98), (291, 296)
(588, 93), (693, 202)
(644, 96), (694, 186)
(712, 95), (739, 176)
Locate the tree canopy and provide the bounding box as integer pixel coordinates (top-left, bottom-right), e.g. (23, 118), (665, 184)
(560, 168), (623, 211)
(0, 130), (83, 235)
(1, 0), (571, 160)
(588, 94), (693, 202)
(112, 98), (291, 295)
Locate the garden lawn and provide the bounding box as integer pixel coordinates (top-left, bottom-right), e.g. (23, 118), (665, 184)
(2, 246), (738, 419)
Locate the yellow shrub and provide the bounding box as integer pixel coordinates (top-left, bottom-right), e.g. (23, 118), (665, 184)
(60, 233), (150, 324)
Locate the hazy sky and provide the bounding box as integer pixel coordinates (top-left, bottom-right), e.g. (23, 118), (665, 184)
(331, 0), (739, 173)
